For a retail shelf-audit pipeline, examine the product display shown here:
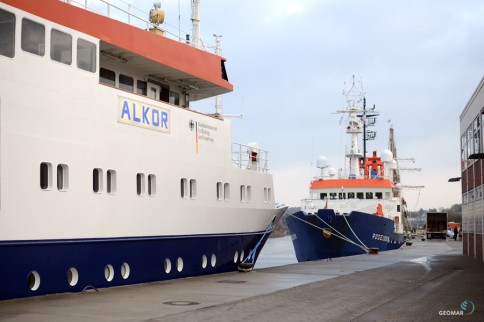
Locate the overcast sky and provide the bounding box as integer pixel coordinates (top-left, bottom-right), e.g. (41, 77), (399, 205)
(104, 0), (484, 210)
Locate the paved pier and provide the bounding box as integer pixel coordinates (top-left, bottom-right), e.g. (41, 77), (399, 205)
(0, 240), (482, 321)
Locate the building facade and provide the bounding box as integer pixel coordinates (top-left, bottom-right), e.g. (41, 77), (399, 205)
(460, 76), (484, 261)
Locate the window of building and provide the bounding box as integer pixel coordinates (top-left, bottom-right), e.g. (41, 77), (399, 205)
(119, 74), (134, 92)
(224, 183), (230, 201)
(40, 162), (52, 190)
(320, 193), (327, 200)
(100, 68), (115, 86)
(150, 87), (157, 99)
(57, 164), (69, 191)
(77, 38), (96, 72)
(348, 192), (355, 199)
(107, 169), (116, 194)
(51, 29), (72, 65)
(330, 193), (337, 200)
(21, 18), (45, 56)
(93, 168), (103, 193)
(0, 9), (15, 58)
(148, 174), (156, 196)
(338, 192), (346, 200)
(169, 91), (180, 105)
(375, 192), (383, 199)
(357, 192), (364, 199)
(137, 80), (147, 95)
(216, 182), (223, 200)
(137, 173), (145, 196)
(181, 178), (188, 198)
(247, 185), (252, 202)
(366, 192), (373, 199)
(189, 179), (197, 199)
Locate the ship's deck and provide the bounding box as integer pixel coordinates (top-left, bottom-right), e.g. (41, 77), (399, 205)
(0, 239), (481, 321)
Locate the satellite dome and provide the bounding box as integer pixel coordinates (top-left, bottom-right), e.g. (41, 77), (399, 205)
(328, 167), (337, 177)
(381, 149), (393, 162)
(316, 156), (329, 169)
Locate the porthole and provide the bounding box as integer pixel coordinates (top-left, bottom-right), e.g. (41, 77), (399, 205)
(176, 257), (184, 272)
(67, 267), (79, 286)
(240, 250), (245, 262)
(201, 254), (207, 269)
(121, 262), (130, 279)
(211, 253), (216, 267)
(27, 271), (41, 291)
(164, 258), (172, 274)
(104, 264), (114, 282)
(233, 251), (239, 263)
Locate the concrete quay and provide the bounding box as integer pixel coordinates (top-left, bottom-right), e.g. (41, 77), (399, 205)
(0, 239), (482, 321)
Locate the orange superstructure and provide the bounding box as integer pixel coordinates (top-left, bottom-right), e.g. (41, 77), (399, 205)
(3, 0), (232, 94)
(310, 178), (394, 189)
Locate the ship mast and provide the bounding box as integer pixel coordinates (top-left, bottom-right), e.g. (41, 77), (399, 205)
(190, 0), (201, 48)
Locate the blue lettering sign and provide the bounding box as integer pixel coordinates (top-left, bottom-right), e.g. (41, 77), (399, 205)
(152, 109), (160, 126)
(142, 106), (150, 124)
(161, 111), (168, 129)
(121, 100), (131, 120)
(133, 103), (141, 122)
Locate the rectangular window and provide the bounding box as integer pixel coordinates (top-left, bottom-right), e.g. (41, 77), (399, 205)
(181, 178), (188, 198)
(190, 179), (197, 199)
(264, 187), (268, 203)
(375, 192), (383, 199)
(0, 9), (15, 58)
(320, 193), (327, 200)
(240, 185), (246, 202)
(169, 91), (180, 105)
(40, 162), (52, 190)
(119, 74), (134, 91)
(100, 68), (115, 86)
(21, 18), (45, 56)
(330, 193), (337, 200)
(107, 169), (116, 194)
(366, 192), (373, 199)
(57, 164), (69, 191)
(137, 173), (145, 196)
(137, 80), (147, 95)
(77, 38), (96, 72)
(338, 192), (345, 200)
(148, 174), (156, 196)
(150, 87), (157, 99)
(357, 192), (364, 199)
(93, 168), (103, 193)
(247, 185), (252, 202)
(268, 188), (272, 202)
(51, 29), (72, 65)
(216, 182), (223, 200)
(347, 192), (355, 199)
(224, 183), (230, 201)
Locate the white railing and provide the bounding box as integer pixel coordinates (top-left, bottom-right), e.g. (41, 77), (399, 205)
(60, 0), (215, 52)
(232, 143), (269, 173)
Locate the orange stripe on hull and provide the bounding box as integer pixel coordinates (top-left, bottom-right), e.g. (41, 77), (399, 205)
(310, 178), (394, 189)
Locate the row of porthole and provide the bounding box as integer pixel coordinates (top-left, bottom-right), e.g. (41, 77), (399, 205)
(26, 251), (251, 292)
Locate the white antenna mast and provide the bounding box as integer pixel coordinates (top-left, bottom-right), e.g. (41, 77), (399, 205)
(191, 0), (201, 48)
(214, 34), (223, 115)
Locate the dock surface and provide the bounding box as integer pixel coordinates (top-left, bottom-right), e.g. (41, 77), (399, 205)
(0, 239), (482, 321)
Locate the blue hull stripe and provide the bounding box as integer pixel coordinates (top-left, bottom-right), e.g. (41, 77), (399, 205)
(0, 232), (268, 301)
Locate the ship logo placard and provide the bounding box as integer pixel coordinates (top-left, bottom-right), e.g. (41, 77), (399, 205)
(118, 97), (170, 133)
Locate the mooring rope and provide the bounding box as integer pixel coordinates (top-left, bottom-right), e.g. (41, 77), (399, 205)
(341, 213), (368, 250)
(286, 212), (368, 252)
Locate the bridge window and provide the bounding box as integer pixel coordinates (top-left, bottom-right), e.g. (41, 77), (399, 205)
(375, 192), (383, 199)
(348, 192), (355, 199)
(77, 38), (96, 72)
(169, 91), (180, 105)
(21, 18), (45, 56)
(51, 29), (72, 65)
(320, 193), (327, 200)
(357, 192), (364, 199)
(330, 193), (337, 200)
(100, 68), (115, 86)
(366, 192), (373, 199)
(137, 80), (147, 95)
(119, 74), (134, 92)
(338, 192), (346, 200)
(0, 9), (15, 58)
